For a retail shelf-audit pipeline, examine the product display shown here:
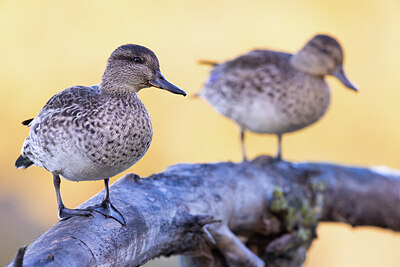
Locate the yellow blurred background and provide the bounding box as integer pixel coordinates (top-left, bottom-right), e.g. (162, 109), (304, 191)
(1, 0), (399, 266)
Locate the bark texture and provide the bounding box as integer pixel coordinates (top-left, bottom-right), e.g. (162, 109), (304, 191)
(8, 156), (400, 267)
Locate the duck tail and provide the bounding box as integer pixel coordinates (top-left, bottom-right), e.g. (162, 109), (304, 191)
(190, 92), (201, 99)
(21, 118), (34, 127)
(15, 155), (33, 169)
(198, 60), (219, 66)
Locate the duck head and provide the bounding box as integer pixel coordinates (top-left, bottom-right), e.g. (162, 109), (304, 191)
(100, 44), (186, 96)
(290, 34), (358, 91)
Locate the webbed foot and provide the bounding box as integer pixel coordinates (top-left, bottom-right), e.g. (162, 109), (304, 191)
(89, 199), (126, 226)
(58, 205), (93, 220)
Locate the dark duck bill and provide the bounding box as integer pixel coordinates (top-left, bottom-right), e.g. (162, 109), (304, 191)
(149, 71), (187, 96)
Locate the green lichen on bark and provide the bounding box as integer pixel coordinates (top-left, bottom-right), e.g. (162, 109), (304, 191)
(268, 181), (326, 253)
(270, 186), (288, 213)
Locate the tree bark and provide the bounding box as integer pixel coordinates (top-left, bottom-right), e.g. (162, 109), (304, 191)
(7, 156), (400, 267)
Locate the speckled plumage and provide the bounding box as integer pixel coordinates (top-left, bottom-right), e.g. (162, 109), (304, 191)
(200, 35), (357, 160)
(16, 44), (186, 224)
(201, 50), (330, 134)
(22, 85), (152, 181)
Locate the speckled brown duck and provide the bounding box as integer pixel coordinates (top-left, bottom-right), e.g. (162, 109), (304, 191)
(15, 44), (186, 225)
(199, 34), (357, 161)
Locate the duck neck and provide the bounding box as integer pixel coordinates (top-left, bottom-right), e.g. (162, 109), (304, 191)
(290, 52), (314, 75)
(99, 71), (140, 97)
(290, 51), (330, 77)
(99, 81), (137, 97)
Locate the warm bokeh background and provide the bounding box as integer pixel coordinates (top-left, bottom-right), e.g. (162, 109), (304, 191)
(1, 0), (399, 266)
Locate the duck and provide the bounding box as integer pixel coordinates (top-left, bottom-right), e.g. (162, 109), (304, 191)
(15, 44), (186, 225)
(199, 34), (357, 161)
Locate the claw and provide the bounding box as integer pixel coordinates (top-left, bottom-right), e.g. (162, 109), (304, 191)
(57, 201), (126, 226)
(90, 200), (126, 226)
(58, 205), (93, 221)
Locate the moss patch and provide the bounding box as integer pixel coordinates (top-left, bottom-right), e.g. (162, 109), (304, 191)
(269, 182), (325, 247)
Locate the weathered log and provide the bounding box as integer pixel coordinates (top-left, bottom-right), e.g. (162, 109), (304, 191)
(7, 156), (400, 267)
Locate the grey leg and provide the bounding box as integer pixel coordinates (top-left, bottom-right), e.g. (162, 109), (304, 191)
(240, 128), (248, 162)
(53, 174), (63, 209)
(53, 174), (92, 220)
(103, 178), (111, 202)
(276, 133), (283, 161)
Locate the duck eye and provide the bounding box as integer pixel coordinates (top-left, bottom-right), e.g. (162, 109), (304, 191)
(133, 57), (143, 64)
(319, 47), (329, 55)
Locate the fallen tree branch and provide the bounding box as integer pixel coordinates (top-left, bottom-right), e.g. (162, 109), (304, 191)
(7, 156), (400, 267)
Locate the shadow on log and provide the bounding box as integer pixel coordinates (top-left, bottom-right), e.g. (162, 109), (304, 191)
(7, 156), (400, 267)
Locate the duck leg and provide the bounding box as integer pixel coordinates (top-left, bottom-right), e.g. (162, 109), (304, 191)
(240, 128), (248, 162)
(276, 133), (283, 160)
(53, 174), (92, 220)
(89, 178), (126, 226)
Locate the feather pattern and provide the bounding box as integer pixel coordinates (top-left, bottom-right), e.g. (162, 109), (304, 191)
(200, 49), (330, 134)
(20, 85), (152, 181)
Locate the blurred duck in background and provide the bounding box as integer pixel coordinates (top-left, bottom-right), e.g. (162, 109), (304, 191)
(199, 34), (358, 161)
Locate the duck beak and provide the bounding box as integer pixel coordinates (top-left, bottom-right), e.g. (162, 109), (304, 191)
(333, 65), (358, 92)
(149, 71), (187, 96)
